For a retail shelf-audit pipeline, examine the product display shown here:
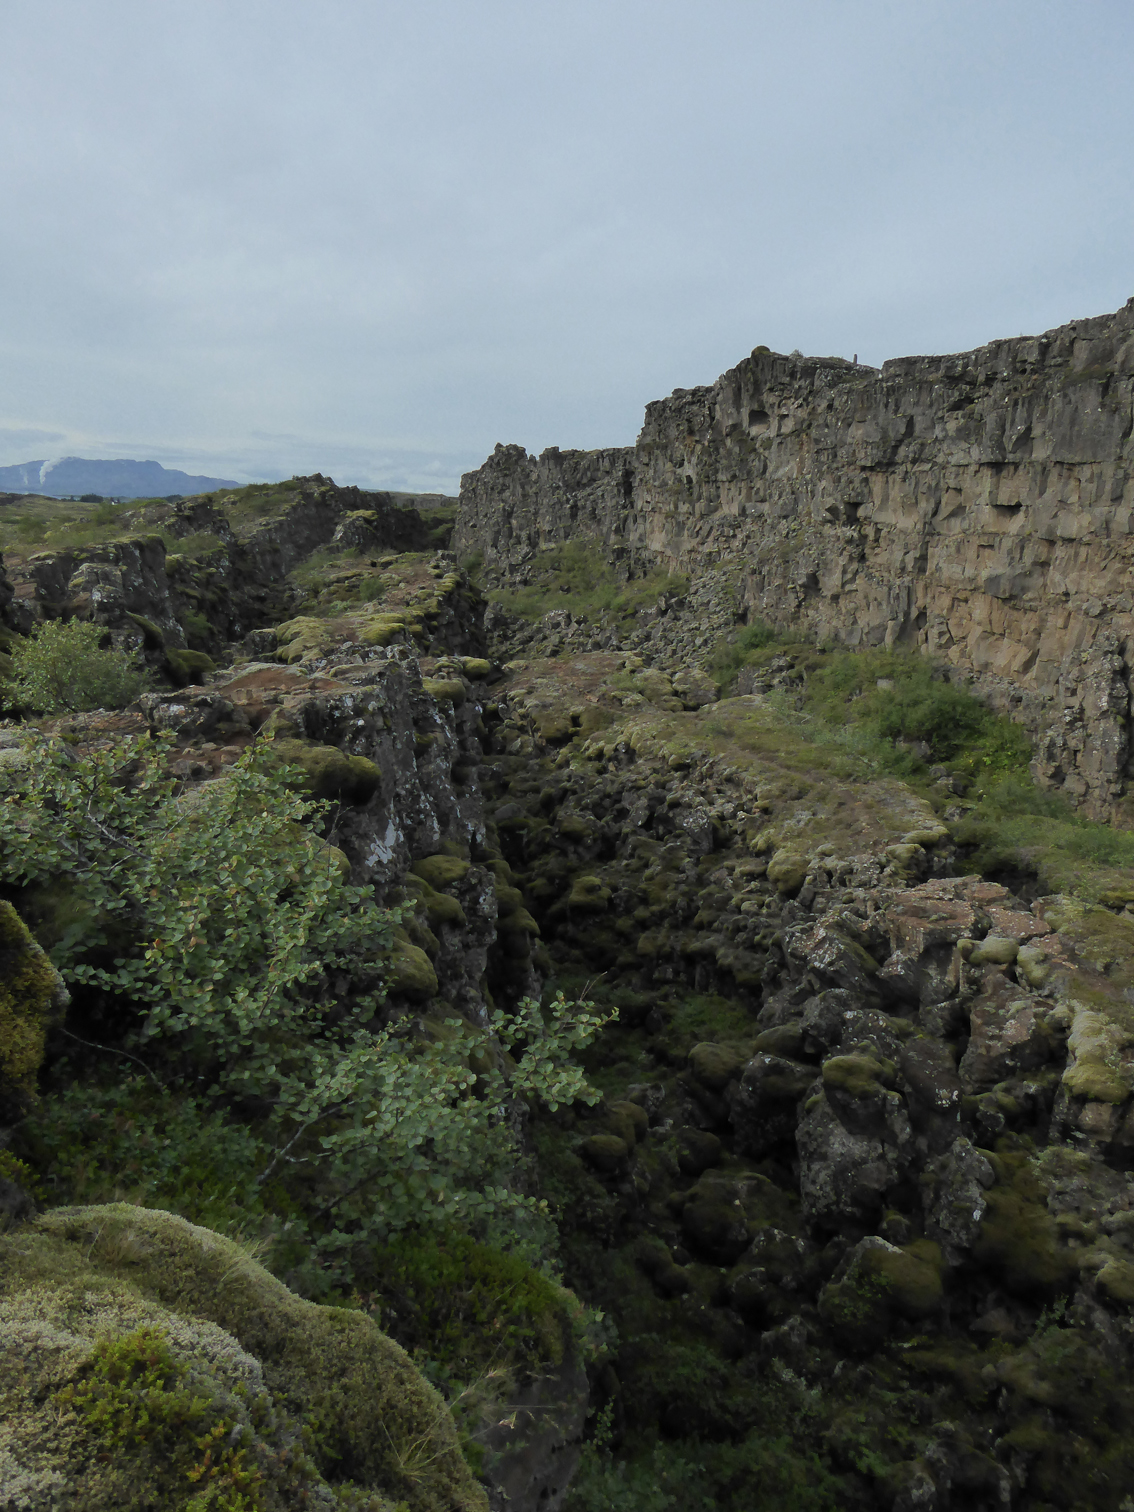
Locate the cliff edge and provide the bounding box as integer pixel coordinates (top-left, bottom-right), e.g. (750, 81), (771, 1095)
(455, 300), (1134, 818)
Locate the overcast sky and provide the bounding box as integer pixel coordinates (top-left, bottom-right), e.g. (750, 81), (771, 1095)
(2, 1), (1132, 495)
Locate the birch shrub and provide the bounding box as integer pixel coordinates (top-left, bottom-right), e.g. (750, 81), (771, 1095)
(4, 619), (149, 712)
(1, 735), (609, 1264)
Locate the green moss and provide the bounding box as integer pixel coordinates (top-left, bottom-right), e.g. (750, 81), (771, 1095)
(126, 612), (166, 648)
(165, 647), (217, 687)
(818, 1271), (890, 1351)
(458, 658), (491, 680)
(411, 856), (471, 890)
(821, 1053), (896, 1099)
(267, 739), (382, 805)
(567, 875), (611, 912)
(687, 1041), (752, 1092)
(766, 849), (809, 894)
(861, 1240), (944, 1317)
(0, 900), (66, 1116)
(405, 876), (467, 929)
(973, 1152), (1078, 1299)
(359, 1231), (570, 1379)
(0, 1204), (485, 1512)
(423, 678), (466, 706)
(273, 616), (339, 663)
(386, 932), (439, 1001)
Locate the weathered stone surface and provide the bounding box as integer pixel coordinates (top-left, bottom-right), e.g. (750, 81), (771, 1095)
(923, 1138), (996, 1264)
(797, 1093), (904, 1231)
(455, 300), (1134, 816)
(731, 1053), (816, 1156)
(958, 988), (1052, 1090)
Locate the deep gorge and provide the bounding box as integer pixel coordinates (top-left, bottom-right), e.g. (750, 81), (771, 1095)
(3, 302), (1134, 1512)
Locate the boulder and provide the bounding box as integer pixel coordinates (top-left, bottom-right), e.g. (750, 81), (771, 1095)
(797, 1094), (905, 1232)
(0, 1204), (486, 1512)
(732, 1054), (816, 1157)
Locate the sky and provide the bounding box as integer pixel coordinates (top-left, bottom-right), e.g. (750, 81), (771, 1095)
(2, 1), (1133, 496)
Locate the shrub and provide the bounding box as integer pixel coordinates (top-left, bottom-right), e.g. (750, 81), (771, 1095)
(709, 619), (780, 688)
(5, 619), (149, 713)
(801, 649), (1031, 785)
(0, 735), (611, 1259)
(17, 1076), (270, 1234)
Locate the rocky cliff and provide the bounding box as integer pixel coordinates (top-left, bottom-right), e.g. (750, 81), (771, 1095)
(455, 300), (1134, 818)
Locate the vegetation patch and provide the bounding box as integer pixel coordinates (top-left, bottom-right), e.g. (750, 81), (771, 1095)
(486, 544), (689, 628)
(3, 619), (149, 713)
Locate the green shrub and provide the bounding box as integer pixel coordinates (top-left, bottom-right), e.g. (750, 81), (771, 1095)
(360, 1231), (569, 1380)
(5, 619), (149, 713)
(16, 1076), (270, 1234)
(789, 649), (1031, 787)
(0, 735), (611, 1260)
(709, 620), (781, 688)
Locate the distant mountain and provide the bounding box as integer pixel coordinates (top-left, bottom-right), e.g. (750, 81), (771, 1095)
(0, 457), (241, 500)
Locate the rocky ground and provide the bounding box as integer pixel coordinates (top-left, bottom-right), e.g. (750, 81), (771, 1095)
(6, 483), (1134, 1510)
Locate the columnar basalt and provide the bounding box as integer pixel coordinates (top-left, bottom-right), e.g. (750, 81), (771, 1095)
(454, 300), (1134, 816)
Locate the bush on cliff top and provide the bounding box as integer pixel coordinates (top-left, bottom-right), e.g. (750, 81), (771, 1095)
(711, 633), (1032, 788)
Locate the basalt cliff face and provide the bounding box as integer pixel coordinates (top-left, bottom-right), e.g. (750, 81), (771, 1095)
(455, 300), (1134, 818)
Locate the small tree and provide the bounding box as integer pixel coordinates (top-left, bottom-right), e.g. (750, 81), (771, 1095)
(0, 735), (611, 1248)
(6, 619), (148, 714)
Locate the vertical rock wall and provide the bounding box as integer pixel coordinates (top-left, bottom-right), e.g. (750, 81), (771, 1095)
(454, 300), (1134, 817)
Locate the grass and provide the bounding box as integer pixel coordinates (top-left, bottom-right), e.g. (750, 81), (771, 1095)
(286, 548), (426, 617)
(709, 619), (781, 683)
(708, 628), (1032, 795)
(0, 497), (145, 556)
(950, 779), (1134, 902)
(163, 530), (225, 558)
(487, 543), (690, 627)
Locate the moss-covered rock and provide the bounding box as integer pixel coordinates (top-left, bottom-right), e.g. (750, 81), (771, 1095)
(819, 1237), (942, 1350)
(687, 1041), (751, 1094)
(164, 647), (216, 686)
(411, 855), (471, 890)
(0, 1204), (486, 1512)
(969, 934), (1019, 967)
(567, 875), (611, 912)
(126, 612), (166, 648)
(406, 874), (467, 929)
(386, 931), (440, 1001)
(821, 1052), (897, 1100)
(766, 849), (808, 895)
(268, 738), (382, 805)
(1062, 1006), (1134, 1104)
(359, 613), (410, 647)
(580, 1134), (630, 1173)
(423, 677), (466, 705)
(458, 657), (492, 680)
(0, 900), (68, 1119)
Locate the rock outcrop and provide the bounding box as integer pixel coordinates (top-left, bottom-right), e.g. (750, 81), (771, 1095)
(0, 1203), (487, 1512)
(455, 300), (1134, 817)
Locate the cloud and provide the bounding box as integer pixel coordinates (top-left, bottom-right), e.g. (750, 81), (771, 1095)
(0, 1), (1132, 485)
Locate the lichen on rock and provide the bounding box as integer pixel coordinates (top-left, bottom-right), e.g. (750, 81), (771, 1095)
(0, 1204), (487, 1512)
